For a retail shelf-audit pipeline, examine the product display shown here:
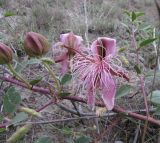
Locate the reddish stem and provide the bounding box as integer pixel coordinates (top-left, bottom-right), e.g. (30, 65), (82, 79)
(0, 76), (160, 126)
(107, 66), (129, 81)
(63, 45), (95, 62)
(132, 28), (149, 142)
(36, 100), (54, 112)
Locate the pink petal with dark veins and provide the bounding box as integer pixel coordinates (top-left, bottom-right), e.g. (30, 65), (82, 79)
(91, 37), (116, 59)
(100, 70), (116, 110)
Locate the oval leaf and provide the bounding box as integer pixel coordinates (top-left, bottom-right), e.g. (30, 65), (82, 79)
(29, 76), (43, 85)
(15, 59), (41, 73)
(116, 85), (132, 99)
(131, 11), (136, 22)
(61, 74), (72, 85)
(11, 112), (28, 125)
(149, 90), (160, 106)
(3, 87), (21, 113)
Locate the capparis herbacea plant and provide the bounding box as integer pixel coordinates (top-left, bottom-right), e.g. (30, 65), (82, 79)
(0, 32), (129, 110)
(1, 7), (160, 142)
(0, 31), (130, 142)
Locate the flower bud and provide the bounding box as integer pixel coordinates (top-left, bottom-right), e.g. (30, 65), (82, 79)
(60, 32), (83, 55)
(19, 107), (42, 117)
(0, 43), (13, 64)
(24, 32), (50, 57)
(7, 124), (31, 143)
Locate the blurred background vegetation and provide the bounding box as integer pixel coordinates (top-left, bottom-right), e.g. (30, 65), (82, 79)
(0, 0), (158, 42)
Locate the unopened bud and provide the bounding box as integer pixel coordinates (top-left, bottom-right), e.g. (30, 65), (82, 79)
(0, 43), (13, 64)
(60, 32), (83, 55)
(7, 124), (31, 143)
(24, 32), (49, 57)
(19, 107), (42, 117)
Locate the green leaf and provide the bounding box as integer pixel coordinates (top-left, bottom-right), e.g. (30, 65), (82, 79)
(61, 74), (72, 85)
(15, 61), (28, 73)
(116, 85), (132, 99)
(75, 136), (91, 143)
(61, 127), (72, 136)
(58, 92), (70, 97)
(3, 87), (21, 113)
(120, 22), (129, 30)
(41, 57), (54, 65)
(3, 95), (16, 113)
(34, 137), (52, 143)
(29, 76), (43, 85)
(153, 106), (160, 116)
(11, 112), (28, 125)
(6, 87), (21, 105)
(15, 59), (41, 73)
(124, 10), (131, 17)
(4, 11), (15, 17)
(134, 65), (141, 74)
(118, 47), (127, 53)
(0, 116), (4, 122)
(139, 38), (157, 48)
(140, 25), (152, 32)
(0, 128), (6, 133)
(135, 12), (145, 18)
(149, 90), (160, 106)
(131, 11), (137, 22)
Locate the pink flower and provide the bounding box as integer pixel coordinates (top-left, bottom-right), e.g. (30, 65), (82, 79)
(53, 32), (83, 75)
(72, 37), (129, 110)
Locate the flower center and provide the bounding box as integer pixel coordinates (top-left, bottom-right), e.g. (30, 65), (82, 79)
(97, 40), (106, 60)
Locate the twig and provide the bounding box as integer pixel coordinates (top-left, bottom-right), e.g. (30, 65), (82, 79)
(58, 104), (156, 117)
(151, 0), (160, 100)
(132, 27), (149, 142)
(84, 0), (89, 47)
(70, 101), (85, 125)
(0, 76), (160, 126)
(13, 115), (120, 126)
(36, 100), (54, 112)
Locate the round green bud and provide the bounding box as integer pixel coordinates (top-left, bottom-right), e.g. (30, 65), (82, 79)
(24, 32), (50, 57)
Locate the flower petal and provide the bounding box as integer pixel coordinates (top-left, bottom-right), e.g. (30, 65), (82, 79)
(60, 32), (83, 50)
(91, 37), (116, 58)
(55, 53), (69, 75)
(100, 70), (116, 110)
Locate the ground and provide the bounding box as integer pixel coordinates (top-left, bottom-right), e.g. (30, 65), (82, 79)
(0, 0), (160, 143)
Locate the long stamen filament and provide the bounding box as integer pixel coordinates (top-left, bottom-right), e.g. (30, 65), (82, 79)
(63, 45), (95, 62)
